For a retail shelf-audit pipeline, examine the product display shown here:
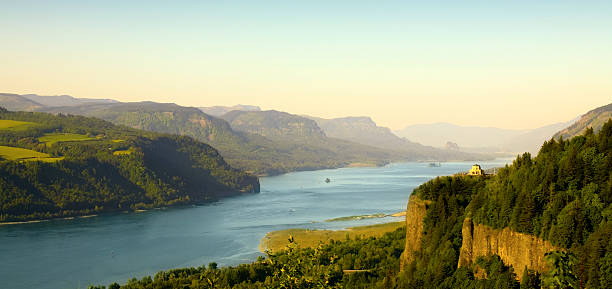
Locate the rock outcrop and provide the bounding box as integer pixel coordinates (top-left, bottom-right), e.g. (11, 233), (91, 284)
(399, 195), (429, 270)
(458, 218), (560, 274)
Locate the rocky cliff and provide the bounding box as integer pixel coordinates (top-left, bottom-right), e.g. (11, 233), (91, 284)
(400, 198), (561, 275)
(399, 195), (429, 270)
(458, 218), (560, 274)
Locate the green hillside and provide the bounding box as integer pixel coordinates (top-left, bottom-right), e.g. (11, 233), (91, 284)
(39, 103), (399, 175)
(554, 103), (612, 139)
(0, 108), (258, 222)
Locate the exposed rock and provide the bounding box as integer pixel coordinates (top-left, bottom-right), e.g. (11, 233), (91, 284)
(399, 195), (429, 271)
(458, 218), (561, 275)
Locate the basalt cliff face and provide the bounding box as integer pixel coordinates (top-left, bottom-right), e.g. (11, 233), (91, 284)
(458, 218), (560, 274)
(400, 198), (560, 275)
(399, 195), (428, 270)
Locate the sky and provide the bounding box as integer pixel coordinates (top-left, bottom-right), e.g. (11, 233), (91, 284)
(1, 0), (611, 130)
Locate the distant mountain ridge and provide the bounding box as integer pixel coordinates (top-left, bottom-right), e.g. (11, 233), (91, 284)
(305, 115), (480, 160)
(30, 101), (402, 175)
(396, 122), (529, 148)
(396, 119), (576, 154)
(1, 93), (493, 175)
(308, 116), (406, 148)
(21, 94), (118, 107)
(0, 93), (44, 111)
(199, 105), (261, 116)
(221, 110), (327, 141)
(554, 102), (612, 139)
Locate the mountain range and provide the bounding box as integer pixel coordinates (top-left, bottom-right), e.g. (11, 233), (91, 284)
(199, 105), (261, 117)
(395, 119), (577, 154)
(306, 116), (474, 160)
(11, 93), (606, 176)
(0, 94), (490, 175)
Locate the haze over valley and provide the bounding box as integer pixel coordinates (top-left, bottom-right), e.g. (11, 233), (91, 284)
(2, 1), (612, 289)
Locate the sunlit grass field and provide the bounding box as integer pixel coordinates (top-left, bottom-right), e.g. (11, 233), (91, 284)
(260, 221), (404, 253)
(0, 145), (63, 162)
(0, 119), (36, 131)
(38, 133), (97, 147)
(113, 150), (132, 155)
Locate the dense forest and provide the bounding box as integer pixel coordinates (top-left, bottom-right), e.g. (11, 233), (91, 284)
(401, 119), (612, 288)
(95, 119), (611, 289)
(0, 108), (258, 222)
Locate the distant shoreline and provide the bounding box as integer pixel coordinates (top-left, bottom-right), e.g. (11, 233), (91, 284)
(0, 214), (98, 226)
(0, 189), (257, 226)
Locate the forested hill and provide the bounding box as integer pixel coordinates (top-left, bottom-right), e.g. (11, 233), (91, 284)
(1, 94), (493, 175)
(398, 119), (612, 288)
(220, 110), (327, 140)
(219, 110), (489, 161)
(37, 102), (395, 175)
(0, 108), (259, 222)
(554, 102), (612, 139)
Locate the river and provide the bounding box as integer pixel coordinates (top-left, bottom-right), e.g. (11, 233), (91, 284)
(0, 159), (510, 289)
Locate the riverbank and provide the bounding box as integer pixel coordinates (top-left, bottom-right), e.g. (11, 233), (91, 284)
(259, 221), (405, 253)
(324, 211), (406, 222)
(0, 214), (99, 226)
(0, 188), (258, 225)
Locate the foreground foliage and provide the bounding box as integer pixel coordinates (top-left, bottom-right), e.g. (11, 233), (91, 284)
(94, 227), (406, 289)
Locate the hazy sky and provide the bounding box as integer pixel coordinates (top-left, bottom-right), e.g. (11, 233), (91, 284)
(1, 1), (611, 130)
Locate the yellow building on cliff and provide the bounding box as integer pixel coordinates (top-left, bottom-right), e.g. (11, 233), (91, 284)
(467, 164), (484, 176)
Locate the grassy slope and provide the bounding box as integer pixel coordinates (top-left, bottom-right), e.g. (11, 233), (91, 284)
(260, 221), (404, 253)
(0, 119), (36, 131)
(38, 132), (97, 146)
(0, 145), (63, 162)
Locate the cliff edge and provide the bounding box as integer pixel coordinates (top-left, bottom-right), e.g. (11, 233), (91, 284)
(458, 218), (560, 274)
(399, 194), (429, 270)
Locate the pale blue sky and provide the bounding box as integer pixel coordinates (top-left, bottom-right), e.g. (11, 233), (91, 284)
(1, 1), (611, 129)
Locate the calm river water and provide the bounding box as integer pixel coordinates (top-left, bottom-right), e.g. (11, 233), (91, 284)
(0, 159), (510, 289)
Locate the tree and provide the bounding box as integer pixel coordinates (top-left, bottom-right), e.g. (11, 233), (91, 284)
(542, 251), (578, 289)
(520, 267), (541, 289)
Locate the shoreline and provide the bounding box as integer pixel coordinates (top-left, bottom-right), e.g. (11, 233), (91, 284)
(0, 214), (99, 226)
(0, 189), (258, 226)
(259, 221), (405, 253)
(324, 211), (406, 222)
